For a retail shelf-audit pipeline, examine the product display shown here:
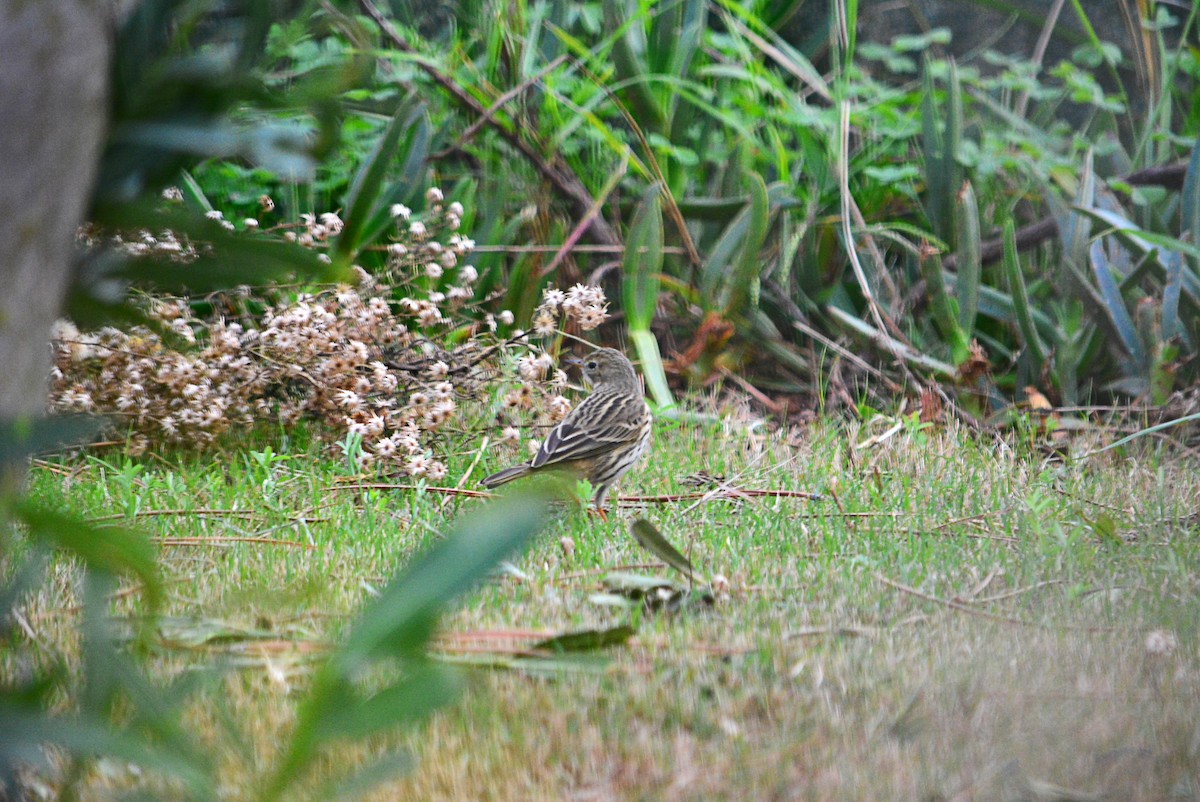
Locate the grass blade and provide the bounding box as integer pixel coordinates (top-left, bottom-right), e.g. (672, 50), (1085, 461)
(1088, 239), (1145, 368)
(622, 183), (663, 332)
(720, 171), (769, 319)
(920, 248), (969, 364)
(955, 180), (982, 338)
(1002, 219), (1048, 369)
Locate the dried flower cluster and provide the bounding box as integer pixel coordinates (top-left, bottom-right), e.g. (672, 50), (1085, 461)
(532, 284), (609, 336)
(50, 191), (611, 476)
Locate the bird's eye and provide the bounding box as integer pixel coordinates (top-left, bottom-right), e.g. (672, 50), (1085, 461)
(587, 360), (598, 369)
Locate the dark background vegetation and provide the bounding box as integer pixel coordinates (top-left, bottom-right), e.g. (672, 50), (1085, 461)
(2, 0), (1198, 798)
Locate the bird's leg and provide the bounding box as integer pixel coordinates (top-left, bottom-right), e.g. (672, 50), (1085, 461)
(586, 505), (609, 523)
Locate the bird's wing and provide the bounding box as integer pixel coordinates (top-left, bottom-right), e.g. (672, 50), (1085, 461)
(530, 391), (646, 468)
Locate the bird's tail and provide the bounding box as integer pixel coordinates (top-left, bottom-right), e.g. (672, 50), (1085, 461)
(480, 464), (531, 488)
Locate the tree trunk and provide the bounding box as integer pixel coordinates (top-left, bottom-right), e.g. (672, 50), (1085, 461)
(0, 2), (113, 486)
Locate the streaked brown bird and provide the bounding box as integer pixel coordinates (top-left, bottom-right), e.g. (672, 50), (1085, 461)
(481, 348), (652, 520)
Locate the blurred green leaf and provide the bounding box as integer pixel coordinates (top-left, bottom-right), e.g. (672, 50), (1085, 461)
(532, 624), (637, 653)
(629, 518), (700, 582)
(261, 493), (549, 801)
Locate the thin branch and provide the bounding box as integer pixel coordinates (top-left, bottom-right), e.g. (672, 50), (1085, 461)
(437, 54), (569, 156)
(87, 508), (259, 522)
(873, 573), (1128, 632)
(335, 482), (494, 498)
(152, 536), (316, 550)
(618, 488), (821, 503)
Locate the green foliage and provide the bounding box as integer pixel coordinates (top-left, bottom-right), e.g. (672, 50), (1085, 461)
(64, 4), (1200, 406)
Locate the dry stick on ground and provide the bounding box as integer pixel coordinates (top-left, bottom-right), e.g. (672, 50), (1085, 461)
(153, 536), (317, 550)
(556, 563), (684, 582)
(87, 508), (261, 522)
(975, 579), (1067, 605)
(357, 0), (621, 249)
(469, 244), (690, 255)
(621, 489), (821, 503)
(335, 482), (494, 498)
(873, 573), (1130, 633)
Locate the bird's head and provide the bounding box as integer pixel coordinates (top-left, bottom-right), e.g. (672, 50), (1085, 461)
(567, 348), (639, 389)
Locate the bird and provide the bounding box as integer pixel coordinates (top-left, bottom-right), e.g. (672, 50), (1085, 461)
(481, 348), (652, 520)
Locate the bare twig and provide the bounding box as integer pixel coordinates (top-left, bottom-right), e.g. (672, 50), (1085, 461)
(975, 580), (1066, 605)
(619, 488), (821, 504)
(87, 508), (259, 522)
(335, 482), (494, 498)
(153, 536), (316, 550)
(438, 54), (569, 155)
(873, 573), (1127, 632)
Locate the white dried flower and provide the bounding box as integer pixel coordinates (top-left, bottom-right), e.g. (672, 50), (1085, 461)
(319, 212), (344, 235)
(425, 187), (444, 204)
(335, 390), (362, 410)
(548, 395), (572, 421)
(498, 310), (514, 326)
(390, 203), (411, 219)
(425, 262), (443, 280)
(448, 201), (464, 217)
(576, 307), (607, 331)
(533, 310), (556, 337)
(1145, 630), (1177, 656)
(518, 355), (546, 381)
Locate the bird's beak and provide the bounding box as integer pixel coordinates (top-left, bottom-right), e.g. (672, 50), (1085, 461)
(564, 356), (584, 368)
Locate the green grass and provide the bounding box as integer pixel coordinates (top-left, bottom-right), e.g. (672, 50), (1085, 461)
(9, 413), (1200, 800)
